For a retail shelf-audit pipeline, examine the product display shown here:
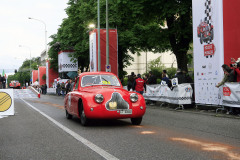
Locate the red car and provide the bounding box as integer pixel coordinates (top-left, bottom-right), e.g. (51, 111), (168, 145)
(64, 72), (146, 126)
(9, 80), (21, 89)
(197, 21), (214, 44)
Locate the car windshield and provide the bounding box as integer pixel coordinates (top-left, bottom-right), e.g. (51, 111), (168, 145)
(12, 81), (19, 83)
(81, 75), (121, 87)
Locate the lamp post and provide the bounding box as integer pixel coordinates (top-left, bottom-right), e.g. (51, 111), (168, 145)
(28, 17), (48, 59)
(28, 17), (48, 87)
(106, 0), (109, 68)
(19, 45), (32, 85)
(98, 0), (101, 71)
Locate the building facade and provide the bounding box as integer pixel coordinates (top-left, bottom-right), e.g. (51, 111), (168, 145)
(124, 51), (177, 75)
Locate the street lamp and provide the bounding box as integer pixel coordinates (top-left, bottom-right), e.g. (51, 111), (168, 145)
(89, 24), (95, 28)
(28, 17), (48, 87)
(28, 17), (48, 59)
(98, 0), (101, 71)
(19, 45), (32, 85)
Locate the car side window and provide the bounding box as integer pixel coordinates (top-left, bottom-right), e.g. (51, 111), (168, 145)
(75, 78), (79, 89)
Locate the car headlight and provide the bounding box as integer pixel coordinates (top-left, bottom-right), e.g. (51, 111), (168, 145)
(130, 93), (138, 102)
(95, 94), (104, 103)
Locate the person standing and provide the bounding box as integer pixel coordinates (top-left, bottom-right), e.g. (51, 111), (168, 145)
(230, 58), (240, 82)
(61, 82), (66, 97)
(44, 84), (47, 94)
(133, 74), (146, 95)
(147, 71), (157, 85)
(56, 82), (61, 96)
(216, 64), (235, 88)
(147, 71), (157, 105)
(70, 79), (75, 91)
(127, 72), (135, 91)
(161, 71), (170, 85)
(66, 80), (71, 94)
(2, 76), (6, 89)
(0, 75), (2, 89)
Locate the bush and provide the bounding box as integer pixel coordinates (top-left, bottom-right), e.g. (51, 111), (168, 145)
(42, 74), (46, 80)
(166, 67), (177, 78)
(122, 77), (128, 86)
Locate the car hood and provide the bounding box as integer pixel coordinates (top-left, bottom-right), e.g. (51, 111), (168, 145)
(81, 86), (129, 95)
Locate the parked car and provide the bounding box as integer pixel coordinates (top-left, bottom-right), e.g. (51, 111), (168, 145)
(197, 20), (214, 44)
(9, 80), (21, 89)
(64, 72), (146, 126)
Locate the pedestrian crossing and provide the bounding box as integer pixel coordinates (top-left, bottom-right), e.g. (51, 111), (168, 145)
(14, 89), (38, 99)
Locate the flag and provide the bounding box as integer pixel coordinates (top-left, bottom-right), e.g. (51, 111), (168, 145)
(2, 69), (4, 77)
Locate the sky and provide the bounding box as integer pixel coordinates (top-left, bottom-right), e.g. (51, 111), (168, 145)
(0, 0), (68, 76)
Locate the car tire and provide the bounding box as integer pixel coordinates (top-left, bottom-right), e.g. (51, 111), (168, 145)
(66, 110), (72, 119)
(131, 117), (142, 125)
(80, 103), (89, 126)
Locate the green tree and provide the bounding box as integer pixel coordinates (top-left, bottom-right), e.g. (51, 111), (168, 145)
(140, 0), (193, 71)
(48, 0), (192, 78)
(7, 57), (41, 86)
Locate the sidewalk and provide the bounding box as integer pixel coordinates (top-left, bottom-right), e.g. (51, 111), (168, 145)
(146, 101), (240, 119)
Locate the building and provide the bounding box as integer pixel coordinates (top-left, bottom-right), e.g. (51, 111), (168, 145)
(124, 51), (177, 75)
(40, 49), (47, 66)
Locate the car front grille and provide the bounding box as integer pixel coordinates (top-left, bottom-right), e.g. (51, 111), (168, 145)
(105, 92), (129, 110)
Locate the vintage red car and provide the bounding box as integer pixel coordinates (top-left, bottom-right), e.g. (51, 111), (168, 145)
(9, 80), (21, 89)
(64, 72), (146, 126)
(197, 21), (214, 44)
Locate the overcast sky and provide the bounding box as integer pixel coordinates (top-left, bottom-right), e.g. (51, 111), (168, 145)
(0, 0), (68, 75)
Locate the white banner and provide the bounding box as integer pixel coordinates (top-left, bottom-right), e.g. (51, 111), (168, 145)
(0, 89), (14, 115)
(144, 84), (193, 105)
(89, 32), (97, 72)
(193, 0), (224, 105)
(222, 82), (240, 108)
(58, 52), (78, 73)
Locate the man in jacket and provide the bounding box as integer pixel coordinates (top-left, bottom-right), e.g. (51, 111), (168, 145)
(133, 74), (146, 95)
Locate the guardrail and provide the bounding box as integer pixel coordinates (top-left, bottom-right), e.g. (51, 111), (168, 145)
(29, 87), (40, 98)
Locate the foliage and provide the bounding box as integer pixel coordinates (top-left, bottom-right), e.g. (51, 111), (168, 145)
(7, 57), (41, 86)
(47, 0), (193, 79)
(122, 77), (128, 86)
(166, 67), (177, 79)
(42, 74), (46, 80)
(148, 56), (165, 79)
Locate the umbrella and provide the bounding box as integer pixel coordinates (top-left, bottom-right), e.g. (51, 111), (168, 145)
(67, 71), (78, 79)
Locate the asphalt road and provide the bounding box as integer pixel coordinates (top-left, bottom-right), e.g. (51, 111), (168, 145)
(1, 90), (240, 160)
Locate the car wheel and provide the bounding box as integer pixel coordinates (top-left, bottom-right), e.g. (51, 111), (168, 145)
(131, 117), (142, 125)
(80, 103), (89, 126)
(66, 110), (72, 119)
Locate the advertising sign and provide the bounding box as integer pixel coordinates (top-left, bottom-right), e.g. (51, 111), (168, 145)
(0, 89), (14, 116)
(58, 51), (78, 73)
(144, 84), (193, 105)
(89, 29), (118, 76)
(222, 83), (240, 107)
(89, 32), (97, 72)
(192, 0), (224, 105)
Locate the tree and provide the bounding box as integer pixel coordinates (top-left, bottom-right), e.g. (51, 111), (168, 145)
(7, 57), (41, 86)
(140, 0), (193, 71)
(48, 0), (193, 78)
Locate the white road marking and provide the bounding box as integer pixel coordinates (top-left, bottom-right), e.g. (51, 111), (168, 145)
(0, 115), (8, 119)
(21, 98), (119, 160)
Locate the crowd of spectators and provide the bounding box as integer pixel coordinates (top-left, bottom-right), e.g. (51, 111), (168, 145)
(216, 58), (240, 115)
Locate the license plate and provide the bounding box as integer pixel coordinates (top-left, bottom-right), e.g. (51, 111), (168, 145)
(120, 109), (132, 115)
